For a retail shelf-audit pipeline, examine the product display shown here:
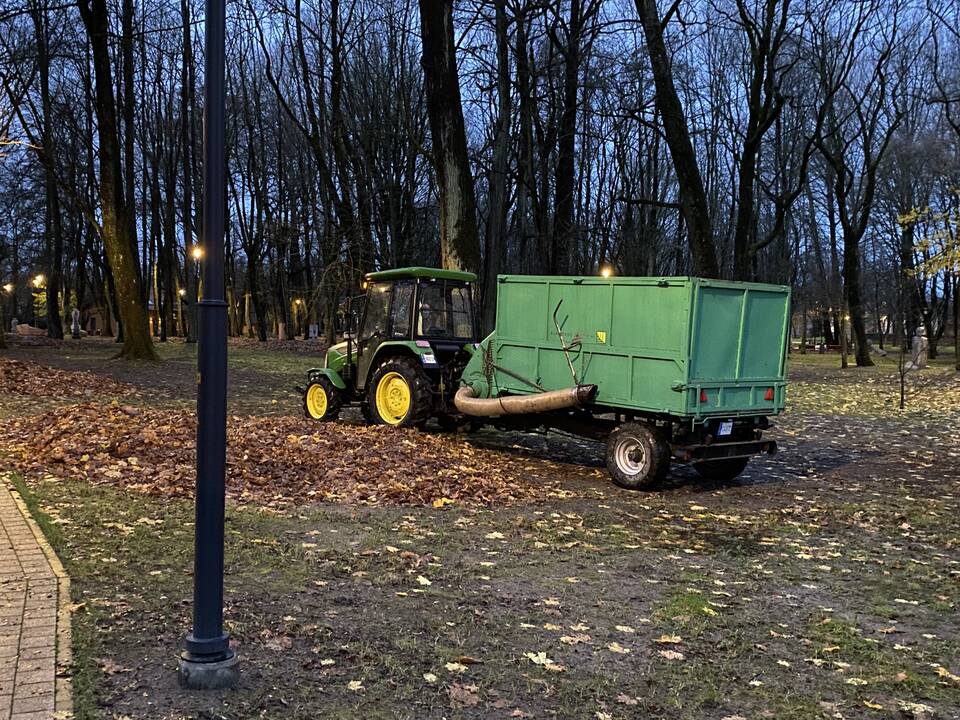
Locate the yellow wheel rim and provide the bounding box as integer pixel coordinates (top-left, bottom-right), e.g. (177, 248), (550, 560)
(375, 371), (411, 424)
(306, 384), (328, 419)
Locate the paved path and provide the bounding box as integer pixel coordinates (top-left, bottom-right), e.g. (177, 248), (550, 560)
(0, 480), (71, 719)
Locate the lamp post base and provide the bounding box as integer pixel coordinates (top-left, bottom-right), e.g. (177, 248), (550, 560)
(177, 650), (239, 690)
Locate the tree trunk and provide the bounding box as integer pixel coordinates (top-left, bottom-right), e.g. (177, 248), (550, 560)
(553, 0), (584, 275)
(120, 0), (140, 295)
(842, 231), (872, 367)
(180, 0), (198, 342)
(633, 0), (718, 278)
(482, 0), (511, 333)
(78, 0), (156, 360)
(418, 0), (481, 272)
(32, 2), (64, 339)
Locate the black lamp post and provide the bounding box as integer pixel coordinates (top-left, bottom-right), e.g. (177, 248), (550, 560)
(177, 0), (238, 690)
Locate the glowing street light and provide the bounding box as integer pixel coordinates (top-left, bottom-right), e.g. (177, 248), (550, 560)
(191, 245), (204, 261)
(33, 274), (45, 288)
(179, 288), (187, 297)
(2, 283), (12, 294)
(600, 265), (613, 278)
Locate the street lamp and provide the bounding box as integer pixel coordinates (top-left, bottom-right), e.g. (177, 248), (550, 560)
(33, 274), (45, 288)
(2, 283), (12, 294)
(600, 265), (613, 278)
(191, 245), (204, 261)
(178, 0), (238, 690)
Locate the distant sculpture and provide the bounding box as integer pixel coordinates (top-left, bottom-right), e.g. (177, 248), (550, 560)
(904, 328), (928, 371)
(10, 317), (17, 334)
(867, 339), (887, 357)
(911, 328), (929, 369)
(71, 308), (81, 339)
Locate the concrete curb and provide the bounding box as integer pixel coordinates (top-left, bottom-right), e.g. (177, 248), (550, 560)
(5, 479), (73, 719)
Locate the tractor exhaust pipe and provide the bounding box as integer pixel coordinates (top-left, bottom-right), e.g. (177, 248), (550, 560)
(454, 384), (597, 417)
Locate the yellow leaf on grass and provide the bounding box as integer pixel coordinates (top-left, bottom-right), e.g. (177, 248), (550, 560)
(607, 642), (631, 655)
(863, 700), (884, 710)
(935, 665), (960, 683)
(655, 634), (682, 644)
(523, 651), (555, 666)
(432, 498), (454, 508)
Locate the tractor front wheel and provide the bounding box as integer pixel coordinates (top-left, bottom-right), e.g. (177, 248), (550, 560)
(606, 422), (669, 490)
(304, 376), (343, 421)
(367, 356), (432, 428)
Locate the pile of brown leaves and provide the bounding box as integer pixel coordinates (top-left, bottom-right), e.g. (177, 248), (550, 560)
(0, 358), (136, 399)
(0, 402), (577, 507)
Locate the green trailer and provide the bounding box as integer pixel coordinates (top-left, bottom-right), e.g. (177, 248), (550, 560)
(302, 268), (790, 489)
(455, 275), (790, 488)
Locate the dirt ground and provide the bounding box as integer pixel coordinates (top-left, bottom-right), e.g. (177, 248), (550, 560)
(1, 337), (958, 720)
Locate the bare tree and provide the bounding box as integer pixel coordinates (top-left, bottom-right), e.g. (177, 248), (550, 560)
(418, 0), (481, 272)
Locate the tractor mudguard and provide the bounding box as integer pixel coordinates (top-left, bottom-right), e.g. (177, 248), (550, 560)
(307, 367), (346, 390)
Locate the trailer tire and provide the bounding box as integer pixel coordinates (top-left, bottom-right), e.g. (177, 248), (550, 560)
(606, 423), (668, 490)
(303, 377), (343, 421)
(367, 356), (432, 429)
(693, 456), (750, 482)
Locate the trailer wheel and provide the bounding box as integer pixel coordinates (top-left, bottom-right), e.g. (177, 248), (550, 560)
(606, 423), (668, 490)
(693, 456), (750, 481)
(303, 377), (343, 421)
(367, 356), (432, 429)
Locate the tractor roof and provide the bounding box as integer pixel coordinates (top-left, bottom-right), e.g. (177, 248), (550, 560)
(364, 266), (477, 283)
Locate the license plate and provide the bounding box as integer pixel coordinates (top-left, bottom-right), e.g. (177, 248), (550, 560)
(718, 421), (733, 436)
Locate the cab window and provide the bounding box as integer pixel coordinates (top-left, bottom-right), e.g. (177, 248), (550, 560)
(391, 281), (414, 337)
(417, 281), (474, 339)
(359, 282), (391, 342)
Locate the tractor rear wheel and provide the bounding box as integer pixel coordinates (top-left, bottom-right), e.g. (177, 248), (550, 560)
(693, 456), (750, 481)
(367, 356), (432, 428)
(303, 377), (343, 421)
(606, 422), (669, 490)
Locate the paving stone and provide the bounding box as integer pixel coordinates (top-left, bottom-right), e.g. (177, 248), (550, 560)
(10, 693), (54, 714)
(0, 482), (71, 719)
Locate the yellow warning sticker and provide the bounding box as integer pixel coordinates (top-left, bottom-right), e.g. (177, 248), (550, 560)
(596, 331), (607, 344)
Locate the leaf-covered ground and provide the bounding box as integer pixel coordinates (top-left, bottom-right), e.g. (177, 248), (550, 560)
(1, 341), (958, 719)
(0, 397), (590, 507)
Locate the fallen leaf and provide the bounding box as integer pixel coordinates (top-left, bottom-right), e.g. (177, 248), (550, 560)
(658, 650), (685, 661)
(449, 683), (480, 706)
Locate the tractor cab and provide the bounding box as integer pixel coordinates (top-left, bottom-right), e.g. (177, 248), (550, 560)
(303, 267), (479, 428)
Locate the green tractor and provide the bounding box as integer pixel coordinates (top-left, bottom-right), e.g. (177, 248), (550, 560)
(302, 267), (479, 428)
